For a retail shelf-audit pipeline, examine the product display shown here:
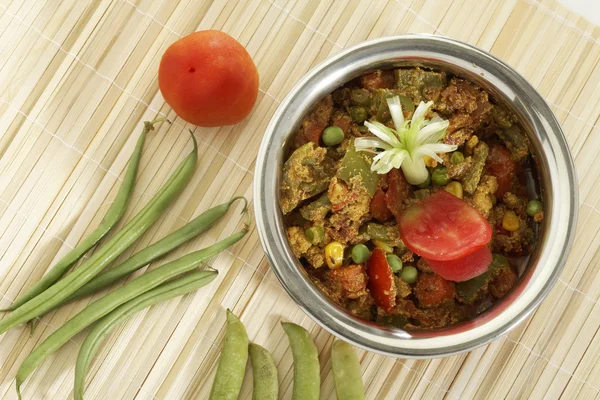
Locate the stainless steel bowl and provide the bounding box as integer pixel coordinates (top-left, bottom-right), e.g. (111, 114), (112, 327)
(254, 34), (578, 358)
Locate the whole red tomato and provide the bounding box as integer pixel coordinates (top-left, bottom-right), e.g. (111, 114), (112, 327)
(158, 30), (259, 127)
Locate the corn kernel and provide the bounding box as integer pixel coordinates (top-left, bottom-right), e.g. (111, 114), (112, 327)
(372, 239), (393, 253)
(444, 181), (464, 199)
(423, 155), (437, 168)
(465, 135), (479, 156)
(324, 241), (344, 269)
(502, 210), (520, 232)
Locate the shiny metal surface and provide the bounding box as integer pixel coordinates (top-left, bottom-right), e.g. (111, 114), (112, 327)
(254, 35), (578, 358)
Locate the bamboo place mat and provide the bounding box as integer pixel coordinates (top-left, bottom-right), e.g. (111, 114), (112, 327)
(0, 0), (599, 399)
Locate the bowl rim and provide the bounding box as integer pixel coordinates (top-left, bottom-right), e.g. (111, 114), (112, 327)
(254, 34), (578, 358)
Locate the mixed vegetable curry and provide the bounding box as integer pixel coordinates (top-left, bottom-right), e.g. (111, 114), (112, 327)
(280, 68), (543, 330)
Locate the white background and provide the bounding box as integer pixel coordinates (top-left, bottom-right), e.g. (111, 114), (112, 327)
(558, 0), (600, 26)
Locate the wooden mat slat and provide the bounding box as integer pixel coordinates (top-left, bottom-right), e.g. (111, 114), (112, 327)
(1, 0), (599, 399)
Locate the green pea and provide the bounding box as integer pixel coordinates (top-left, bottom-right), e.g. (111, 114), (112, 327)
(350, 88), (371, 106)
(417, 171), (431, 189)
(351, 244), (371, 264)
(526, 199), (543, 217)
(432, 166), (450, 186)
(322, 126), (345, 146)
(451, 151), (464, 164)
(386, 254), (403, 273)
(305, 226), (324, 245)
(349, 106), (368, 124)
(400, 265), (418, 284)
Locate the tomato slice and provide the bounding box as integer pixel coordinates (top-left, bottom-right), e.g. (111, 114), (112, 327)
(424, 246), (493, 282)
(370, 189), (392, 221)
(367, 248), (396, 312)
(398, 190), (492, 261)
(485, 145), (516, 199)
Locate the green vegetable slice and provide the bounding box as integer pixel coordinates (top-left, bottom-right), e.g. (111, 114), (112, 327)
(337, 144), (378, 197)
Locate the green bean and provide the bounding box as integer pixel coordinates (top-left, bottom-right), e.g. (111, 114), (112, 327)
(282, 322), (320, 400)
(366, 223), (390, 241)
(249, 343), (278, 400)
(64, 196), (246, 303)
(73, 270), (216, 400)
(15, 226), (248, 399)
(31, 196), (244, 331)
(331, 340), (365, 400)
(0, 133), (198, 335)
(209, 310), (249, 400)
(1, 119), (167, 313)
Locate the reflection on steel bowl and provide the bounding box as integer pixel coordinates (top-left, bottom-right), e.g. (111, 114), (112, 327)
(254, 35), (577, 358)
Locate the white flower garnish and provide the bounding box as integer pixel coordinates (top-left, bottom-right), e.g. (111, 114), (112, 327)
(354, 96), (456, 185)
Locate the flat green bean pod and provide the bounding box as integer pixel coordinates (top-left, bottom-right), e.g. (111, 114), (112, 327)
(249, 343), (278, 400)
(282, 322), (320, 400)
(331, 339), (365, 400)
(64, 196), (247, 303)
(15, 226), (248, 398)
(0, 133), (198, 335)
(209, 310), (249, 400)
(2, 119), (166, 312)
(74, 270), (217, 400)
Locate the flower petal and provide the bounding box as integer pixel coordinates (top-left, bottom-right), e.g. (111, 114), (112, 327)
(413, 143), (458, 163)
(371, 151), (396, 174)
(390, 149), (409, 170)
(386, 96), (405, 132)
(364, 121), (399, 146)
(354, 137), (392, 151)
(355, 148), (379, 155)
(416, 120), (449, 145)
(372, 150), (389, 163)
(422, 113), (444, 125)
(411, 100), (434, 129)
(412, 147), (444, 163)
(421, 142), (458, 153)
